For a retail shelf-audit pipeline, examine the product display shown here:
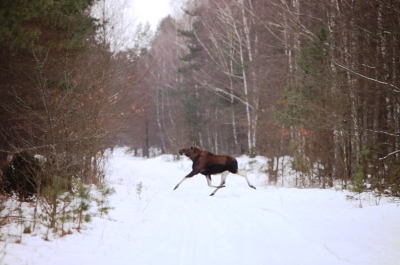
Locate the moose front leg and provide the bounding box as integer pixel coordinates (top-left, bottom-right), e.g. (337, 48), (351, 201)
(174, 170), (198, 190)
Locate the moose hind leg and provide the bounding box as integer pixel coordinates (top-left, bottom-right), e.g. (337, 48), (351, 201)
(206, 175), (219, 188)
(218, 171), (229, 187)
(237, 170), (256, 190)
(210, 171), (229, 196)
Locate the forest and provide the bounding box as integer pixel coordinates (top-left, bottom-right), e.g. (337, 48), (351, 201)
(1, 0), (400, 208)
(145, 0), (400, 197)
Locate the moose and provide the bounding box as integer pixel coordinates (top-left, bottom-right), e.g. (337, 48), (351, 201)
(174, 143), (256, 196)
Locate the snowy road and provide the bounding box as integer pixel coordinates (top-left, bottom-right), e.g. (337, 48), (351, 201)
(96, 149), (399, 265)
(127, 191), (342, 265)
(3, 148), (400, 265)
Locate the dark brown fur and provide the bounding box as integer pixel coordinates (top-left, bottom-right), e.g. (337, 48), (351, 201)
(179, 146), (239, 176)
(174, 145), (256, 196)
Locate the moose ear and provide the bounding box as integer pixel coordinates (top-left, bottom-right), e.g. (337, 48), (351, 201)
(192, 141), (196, 147)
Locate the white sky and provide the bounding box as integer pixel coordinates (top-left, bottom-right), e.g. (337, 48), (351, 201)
(131, 0), (173, 30)
(91, 0), (178, 50)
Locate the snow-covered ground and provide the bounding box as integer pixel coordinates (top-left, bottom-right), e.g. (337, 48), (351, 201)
(1, 147), (400, 265)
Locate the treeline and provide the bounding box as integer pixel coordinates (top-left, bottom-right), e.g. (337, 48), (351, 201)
(140, 0), (400, 196)
(0, 0), (151, 184)
(1, 0), (400, 201)
(0, 0), (151, 235)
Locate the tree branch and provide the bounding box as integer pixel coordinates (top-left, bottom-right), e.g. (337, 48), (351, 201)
(332, 60), (400, 93)
(379, 150), (400, 161)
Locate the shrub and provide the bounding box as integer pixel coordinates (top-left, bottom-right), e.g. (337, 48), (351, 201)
(1, 151), (46, 200)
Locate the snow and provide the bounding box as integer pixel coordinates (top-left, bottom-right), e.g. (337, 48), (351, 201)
(1, 147), (400, 265)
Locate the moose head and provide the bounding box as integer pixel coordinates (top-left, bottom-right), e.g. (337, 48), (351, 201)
(178, 142), (200, 157)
